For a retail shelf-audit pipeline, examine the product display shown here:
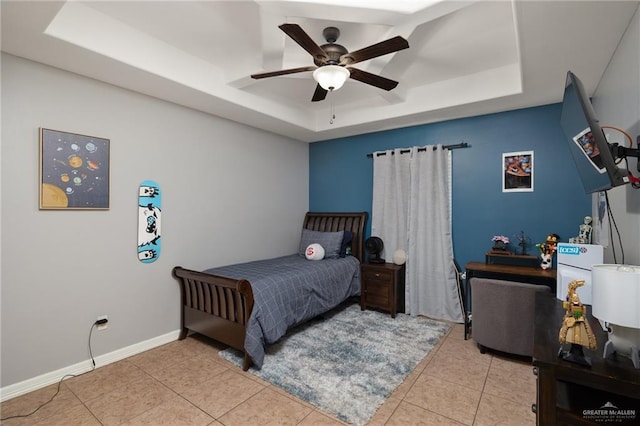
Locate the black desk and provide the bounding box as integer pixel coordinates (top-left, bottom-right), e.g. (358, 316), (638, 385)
(464, 261), (557, 339)
(532, 293), (640, 425)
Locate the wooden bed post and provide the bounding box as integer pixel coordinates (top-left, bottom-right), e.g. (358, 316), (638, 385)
(172, 266), (255, 365)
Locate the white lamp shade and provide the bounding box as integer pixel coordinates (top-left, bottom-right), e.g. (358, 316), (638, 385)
(592, 264), (640, 328)
(313, 65), (350, 91)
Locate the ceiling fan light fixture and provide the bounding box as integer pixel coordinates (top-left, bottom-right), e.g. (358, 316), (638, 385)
(313, 65), (350, 91)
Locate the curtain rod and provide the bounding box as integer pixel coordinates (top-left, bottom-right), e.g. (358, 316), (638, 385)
(366, 142), (469, 158)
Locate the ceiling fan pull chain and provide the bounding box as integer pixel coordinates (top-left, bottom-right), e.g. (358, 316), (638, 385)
(330, 100), (336, 125)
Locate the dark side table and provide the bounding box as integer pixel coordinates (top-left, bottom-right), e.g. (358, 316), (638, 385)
(360, 263), (405, 318)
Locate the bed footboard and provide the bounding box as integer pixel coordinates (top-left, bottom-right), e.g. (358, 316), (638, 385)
(172, 266), (255, 370)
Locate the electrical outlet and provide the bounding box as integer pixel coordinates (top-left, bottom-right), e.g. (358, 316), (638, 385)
(96, 315), (109, 330)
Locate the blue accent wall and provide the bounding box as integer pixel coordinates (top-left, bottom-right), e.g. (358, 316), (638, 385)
(309, 104), (591, 270)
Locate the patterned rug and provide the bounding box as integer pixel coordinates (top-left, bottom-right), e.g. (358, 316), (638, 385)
(218, 302), (450, 425)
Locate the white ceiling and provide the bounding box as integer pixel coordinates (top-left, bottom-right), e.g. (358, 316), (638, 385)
(2, 1), (638, 142)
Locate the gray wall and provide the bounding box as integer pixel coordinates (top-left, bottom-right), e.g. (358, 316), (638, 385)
(0, 54), (309, 388)
(592, 4), (640, 265)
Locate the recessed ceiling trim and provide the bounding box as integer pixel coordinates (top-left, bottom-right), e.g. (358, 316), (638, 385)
(276, 0), (441, 15)
(45, 2), (225, 89)
(312, 63), (522, 132)
(2, 0), (635, 142)
(44, 2), (321, 131)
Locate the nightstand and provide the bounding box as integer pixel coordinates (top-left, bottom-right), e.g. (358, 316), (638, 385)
(360, 263), (405, 318)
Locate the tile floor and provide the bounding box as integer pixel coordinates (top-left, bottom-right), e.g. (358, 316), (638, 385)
(1, 322), (536, 425)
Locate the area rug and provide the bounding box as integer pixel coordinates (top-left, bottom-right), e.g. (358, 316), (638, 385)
(218, 303), (450, 425)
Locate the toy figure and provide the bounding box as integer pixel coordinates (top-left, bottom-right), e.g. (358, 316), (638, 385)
(536, 233), (560, 269)
(545, 233), (560, 253)
(569, 216), (593, 244)
(540, 253), (552, 270)
(579, 216), (593, 243)
(558, 280), (597, 366)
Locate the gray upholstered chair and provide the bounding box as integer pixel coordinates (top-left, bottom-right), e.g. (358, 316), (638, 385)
(471, 277), (550, 357)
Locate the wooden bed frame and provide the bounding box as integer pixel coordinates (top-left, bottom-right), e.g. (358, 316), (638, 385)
(172, 211), (368, 370)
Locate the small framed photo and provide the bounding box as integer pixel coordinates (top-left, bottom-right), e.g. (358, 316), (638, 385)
(502, 150), (533, 192)
(39, 128), (110, 209)
(572, 128), (605, 173)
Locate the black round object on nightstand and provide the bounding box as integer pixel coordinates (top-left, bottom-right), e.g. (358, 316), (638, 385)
(365, 236), (385, 264)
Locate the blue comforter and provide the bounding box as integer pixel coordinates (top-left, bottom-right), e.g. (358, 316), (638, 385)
(204, 254), (361, 368)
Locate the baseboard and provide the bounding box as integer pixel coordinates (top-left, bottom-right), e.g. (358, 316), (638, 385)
(0, 329), (181, 402)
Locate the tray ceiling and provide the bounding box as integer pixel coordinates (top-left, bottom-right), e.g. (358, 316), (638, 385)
(1, 1), (637, 142)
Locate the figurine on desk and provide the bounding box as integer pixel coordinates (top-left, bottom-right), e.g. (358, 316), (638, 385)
(558, 279), (597, 366)
(536, 233), (560, 270)
(569, 216), (593, 244)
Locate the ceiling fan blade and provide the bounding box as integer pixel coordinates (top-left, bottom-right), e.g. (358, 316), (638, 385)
(340, 36), (409, 65)
(251, 66), (316, 79)
(279, 23), (329, 63)
(348, 68), (399, 91)
(311, 84), (328, 102)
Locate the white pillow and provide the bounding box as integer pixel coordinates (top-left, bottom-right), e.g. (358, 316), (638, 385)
(305, 243), (325, 261)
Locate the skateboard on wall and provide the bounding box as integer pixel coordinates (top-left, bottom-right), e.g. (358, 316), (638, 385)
(138, 180), (161, 263)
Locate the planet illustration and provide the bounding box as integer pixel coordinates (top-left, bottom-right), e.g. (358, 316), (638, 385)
(87, 160), (100, 171)
(41, 183), (68, 208)
(68, 155), (83, 168)
(41, 129), (110, 209)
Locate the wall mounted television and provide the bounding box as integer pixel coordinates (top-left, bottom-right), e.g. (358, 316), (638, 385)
(560, 70), (639, 194)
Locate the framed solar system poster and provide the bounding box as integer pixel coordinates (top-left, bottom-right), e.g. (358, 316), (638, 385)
(39, 128), (110, 209)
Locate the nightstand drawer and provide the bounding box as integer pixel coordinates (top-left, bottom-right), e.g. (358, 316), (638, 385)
(363, 268), (394, 282)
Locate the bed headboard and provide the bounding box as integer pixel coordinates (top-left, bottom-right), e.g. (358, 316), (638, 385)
(302, 212), (368, 262)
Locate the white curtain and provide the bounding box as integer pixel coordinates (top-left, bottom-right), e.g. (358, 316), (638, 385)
(371, 148), (411, 260)
(372, 145), (462, 323)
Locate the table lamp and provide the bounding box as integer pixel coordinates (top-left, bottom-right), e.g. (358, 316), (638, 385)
(591, 264), (640, 368)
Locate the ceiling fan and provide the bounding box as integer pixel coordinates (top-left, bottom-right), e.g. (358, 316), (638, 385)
(251, 24), (409, 102)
